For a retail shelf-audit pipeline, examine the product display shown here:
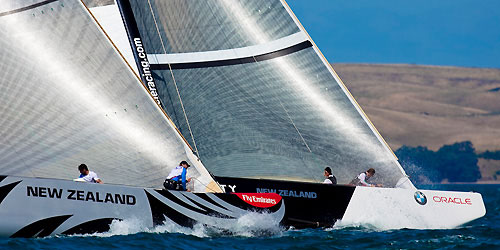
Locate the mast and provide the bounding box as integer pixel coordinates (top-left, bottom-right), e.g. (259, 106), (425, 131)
(109, 0), (220, 191)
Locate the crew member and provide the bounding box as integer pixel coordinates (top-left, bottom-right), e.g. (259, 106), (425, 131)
(323, 167), (337, 184)
(164, 161), (192, 191)
(77, 164), (102, 184)
(350, 168), (377, 187)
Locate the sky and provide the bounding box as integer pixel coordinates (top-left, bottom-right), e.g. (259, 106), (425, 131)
(287, 0), (500, 68)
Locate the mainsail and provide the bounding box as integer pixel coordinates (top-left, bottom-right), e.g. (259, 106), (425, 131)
(116, 0), (411, 187)
(0, 0), (218, 191)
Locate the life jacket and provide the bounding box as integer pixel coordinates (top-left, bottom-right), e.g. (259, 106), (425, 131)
(327, 175), (337, 184)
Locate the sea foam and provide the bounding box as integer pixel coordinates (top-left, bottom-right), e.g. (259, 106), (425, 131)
(72, 210), (284, 238)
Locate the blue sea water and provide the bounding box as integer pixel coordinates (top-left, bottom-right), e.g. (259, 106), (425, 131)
(2, 184), (499, 250)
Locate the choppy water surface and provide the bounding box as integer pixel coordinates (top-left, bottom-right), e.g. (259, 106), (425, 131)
(3, 184), (499, 249)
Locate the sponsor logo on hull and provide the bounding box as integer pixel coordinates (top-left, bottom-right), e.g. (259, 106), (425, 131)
(235, 193), (282, 208)
(432, 196), (472, 205)
(132, 38), (161, 105)
(414, 191), (427, 205)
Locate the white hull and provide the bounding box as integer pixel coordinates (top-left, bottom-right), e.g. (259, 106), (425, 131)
(215, 176), (486, 229)
(341, 186), (486, 229)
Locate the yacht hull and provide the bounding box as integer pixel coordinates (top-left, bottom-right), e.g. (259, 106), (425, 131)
(215, 176), (486, 229)
(0, 176), (284, 237)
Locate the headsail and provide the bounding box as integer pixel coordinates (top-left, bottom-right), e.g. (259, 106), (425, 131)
(0, 0), (219, 191)
(117, 0), (410, 187)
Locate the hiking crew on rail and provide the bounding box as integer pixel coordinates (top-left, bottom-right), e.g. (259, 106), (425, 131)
(164, 161), (192, 191)
(350, 168), (382, 187)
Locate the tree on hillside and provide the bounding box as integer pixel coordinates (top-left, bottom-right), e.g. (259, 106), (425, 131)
(396, 141), (481, 183)
(478, 150), (500, 160)
(437, 141), (481, 182)
(395, 146), (440, 183)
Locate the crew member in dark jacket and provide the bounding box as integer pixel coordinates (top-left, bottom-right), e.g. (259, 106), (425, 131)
(323, 167), (337, 184)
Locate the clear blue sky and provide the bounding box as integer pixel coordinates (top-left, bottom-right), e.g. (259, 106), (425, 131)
(287, 0), (500, 68)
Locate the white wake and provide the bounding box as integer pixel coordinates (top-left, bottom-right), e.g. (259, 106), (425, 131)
(72, 211), (284, 238)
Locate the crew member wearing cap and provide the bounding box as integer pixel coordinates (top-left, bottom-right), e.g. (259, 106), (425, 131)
(164, 161), (192, 191)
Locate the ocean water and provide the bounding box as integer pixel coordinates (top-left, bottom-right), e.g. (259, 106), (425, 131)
(2, 184), (499, 250)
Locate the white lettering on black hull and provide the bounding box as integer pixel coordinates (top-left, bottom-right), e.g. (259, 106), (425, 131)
(256, 188), (317, 199)
(219, 184), (236, 192)
(27, 186), (136, 205)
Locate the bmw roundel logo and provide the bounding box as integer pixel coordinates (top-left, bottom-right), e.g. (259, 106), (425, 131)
(414, 191), (427, 205)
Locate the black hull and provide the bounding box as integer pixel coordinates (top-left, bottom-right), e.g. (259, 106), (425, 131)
(214, 176), (355, 228)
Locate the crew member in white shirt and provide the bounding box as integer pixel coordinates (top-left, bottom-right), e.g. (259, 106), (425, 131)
(350, 168), (378, 187)
(77, 164), (102, 184)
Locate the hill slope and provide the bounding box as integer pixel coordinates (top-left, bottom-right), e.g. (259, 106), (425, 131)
(334, 64), (500, 181)
(333, 63), (500, 152)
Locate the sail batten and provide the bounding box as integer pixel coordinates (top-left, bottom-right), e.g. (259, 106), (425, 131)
(147, 31), (308, 65)
(0, 0), (57, 16)
(149, 41), (312, 70)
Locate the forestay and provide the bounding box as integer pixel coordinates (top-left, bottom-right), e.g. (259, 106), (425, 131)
(118, 0), (410, 187)
(0, 0), (217, 191)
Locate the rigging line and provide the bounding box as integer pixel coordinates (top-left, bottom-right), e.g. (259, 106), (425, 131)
(280, 0), (407, 181)
(250, 56), (319, 182)
(191, 177), (220, 193)
(278, 99), (312, 153)
(248, 56), (314, 154)
(277, 98), (321, 182)
(146, 0), (200, 158)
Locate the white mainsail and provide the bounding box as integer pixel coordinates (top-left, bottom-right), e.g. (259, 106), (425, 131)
(114, 0), (412, 187)
(0, 0), (219, 191)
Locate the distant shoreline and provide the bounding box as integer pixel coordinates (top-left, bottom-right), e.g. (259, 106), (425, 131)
(434, 181), (500, 185)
